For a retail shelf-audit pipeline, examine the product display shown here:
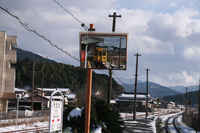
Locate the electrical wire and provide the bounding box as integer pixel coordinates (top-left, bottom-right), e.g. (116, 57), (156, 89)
(113, 72), (134, 89)
(0, 3), (80, 62)
(53, 0), (89, 31)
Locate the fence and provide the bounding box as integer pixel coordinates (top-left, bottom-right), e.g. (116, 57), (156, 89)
(182, 109), (199, 131)
(118, 107), (182, 120)
(0, 110), (50, 128)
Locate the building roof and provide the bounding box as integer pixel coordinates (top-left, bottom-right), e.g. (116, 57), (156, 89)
(44, 95), (63, 100)
(118, 93), (150, 99)
(14, 88), (26, 92)
(115, 98), (146, 102)
(65, 94), (76, 99)
(110, 100), (117, 104)
(36, 88), (70, 93)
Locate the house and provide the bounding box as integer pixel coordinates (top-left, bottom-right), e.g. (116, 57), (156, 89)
(153, 98), (169, 108)
(65, 94), (77, 106)
(0, 31), (17, 112)
(167, 101), (176, 109)
(21, 88), (76, 110)
(91, 89), (101, 98)
(35, 88), (71, 96)
(115, 92), (152, 112)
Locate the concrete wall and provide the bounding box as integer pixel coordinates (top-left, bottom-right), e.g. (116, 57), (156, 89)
(0, 31), (17, 111)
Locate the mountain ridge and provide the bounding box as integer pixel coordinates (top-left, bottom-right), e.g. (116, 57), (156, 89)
(121, 81), (181, 98)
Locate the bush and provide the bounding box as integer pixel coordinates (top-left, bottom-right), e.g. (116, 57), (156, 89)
(63, 97), (124, 133)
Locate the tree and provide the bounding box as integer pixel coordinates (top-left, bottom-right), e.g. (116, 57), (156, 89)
(63, 97), (124, 133)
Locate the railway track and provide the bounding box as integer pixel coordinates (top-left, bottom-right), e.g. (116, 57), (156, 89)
(165, 114), (181, 133)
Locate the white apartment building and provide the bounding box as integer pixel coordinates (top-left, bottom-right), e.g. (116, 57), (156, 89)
(0, 31), (17, 112)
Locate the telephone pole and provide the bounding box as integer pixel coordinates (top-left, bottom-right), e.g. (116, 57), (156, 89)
(145, 68), (150, 120)
(185, 87), (187, 114)
(31, 58), (38, 110)
(109, 12), (121, 32)
(31, 58), (35, 109)
(198, 78), (200, 130)
(133, 53), (141, 121)
(107, 12), (121, 105)
(41, 73), (43, 110)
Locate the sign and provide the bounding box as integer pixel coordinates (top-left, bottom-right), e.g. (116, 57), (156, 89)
(79, 32), (128, 70)
(49, 101), (62, 132)
(81, 51), (85, 61)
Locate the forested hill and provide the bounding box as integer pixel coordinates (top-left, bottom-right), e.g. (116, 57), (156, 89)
(12, 58), (124, 99)
(162, 90), (198, 105)
(13, 47), (56, 63)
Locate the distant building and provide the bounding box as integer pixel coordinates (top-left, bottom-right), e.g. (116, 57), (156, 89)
(17, 88), (77, 110)
(167, 101), (176, 109)
(115, 92), (152, 112)
(0, 31), (17, 112)
(91, 89), (101, 98)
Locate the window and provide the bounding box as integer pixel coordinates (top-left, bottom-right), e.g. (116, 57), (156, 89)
(103, 50), (106, 56)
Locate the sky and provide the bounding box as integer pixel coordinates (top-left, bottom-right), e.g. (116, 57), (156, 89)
(0, 0), (200, 87)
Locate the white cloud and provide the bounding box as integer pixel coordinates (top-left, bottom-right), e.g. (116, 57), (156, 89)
(183, 46), (200, 59)
(169, 3), (177, 7)
(167, 71), (196, 86)
(183, 47), (194, 59)
(1, 0), (200, 87)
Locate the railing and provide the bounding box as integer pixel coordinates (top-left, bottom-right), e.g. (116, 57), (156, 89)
(0, 110), (50, 128)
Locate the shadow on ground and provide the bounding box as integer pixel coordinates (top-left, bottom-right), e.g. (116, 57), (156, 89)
(123, 119), (155, 133)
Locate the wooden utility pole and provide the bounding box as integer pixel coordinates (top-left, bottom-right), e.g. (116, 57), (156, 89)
(185, 87), (187, 114)
(31, 58), (38, 110)
(198, 78), (200, 130)
(41, 73), (43, 110)
(133, 53), (141, 121)
(107, 12), (121, 105)
(145, 68), (150, 120)
(109, 12), (121, 32)
(31, 58), (35, 109)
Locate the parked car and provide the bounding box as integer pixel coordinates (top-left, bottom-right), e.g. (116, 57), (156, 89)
(10, 106), (34, 117)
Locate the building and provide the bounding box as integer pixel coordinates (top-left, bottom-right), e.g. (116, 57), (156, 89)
(20, 88), (76, 110)
(115, 92), (152, 112)
(0, 31), (17, 112)
(91, 89), (101, 98)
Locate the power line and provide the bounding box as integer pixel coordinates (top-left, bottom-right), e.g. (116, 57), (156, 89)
(0, 3), (80, 62)
(53, 0), (88, 31)
(113, 72), (134, 89)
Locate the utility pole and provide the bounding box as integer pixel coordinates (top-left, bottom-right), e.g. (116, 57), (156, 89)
(133, 53), (141, 121)
(145, 68), (150, 120)
(41, 73), (43, 111)
(31, 58), (35, 109)
(31, 58), (38, 110)
(107, 12), (121, 105)
(198, 78), (200, 130)
(185, 87), (187, 114)
(109, 12), (121, 32)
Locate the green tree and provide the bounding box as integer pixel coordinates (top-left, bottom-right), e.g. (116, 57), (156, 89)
(63, 97), (124, 133)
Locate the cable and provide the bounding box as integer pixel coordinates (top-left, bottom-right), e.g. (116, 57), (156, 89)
(113, 72), (134, 89)
(108, 0), (139, 52)
(53, 0), (89, 31)
(0, 3), (80, 62)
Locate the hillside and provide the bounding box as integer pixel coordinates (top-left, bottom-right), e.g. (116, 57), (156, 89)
(12, 47), (124, 100)
(163, 90), (199, 105)
(13, 47), (56, 63)
(122, 82), (181, 98)
(169, 85), (197, 93)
